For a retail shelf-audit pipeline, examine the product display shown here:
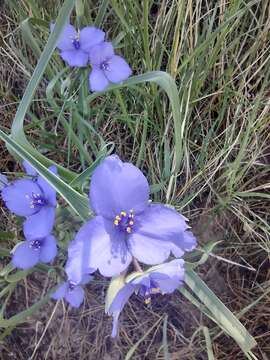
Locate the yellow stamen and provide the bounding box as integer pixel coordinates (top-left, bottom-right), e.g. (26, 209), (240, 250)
(126, 226), (132, 233)
(129, 220), (134, 225)
(144, 298), (151, 305)
(115, 215), (121, 221)
(120, 211), (127, 217)
(151, 287), (160, 294)
(114, 220), (119, 226)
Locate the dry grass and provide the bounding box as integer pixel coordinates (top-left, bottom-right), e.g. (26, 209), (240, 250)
(1, 215), (269, 359)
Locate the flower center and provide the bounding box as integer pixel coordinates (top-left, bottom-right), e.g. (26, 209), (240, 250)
(27, 193), (48, 209)
(140, 280), (161, 305)
(113, 210), (135, 233)
(30, 239), (42, 250)
(100, 61), (110, 71)
(72, 38), (80, 49)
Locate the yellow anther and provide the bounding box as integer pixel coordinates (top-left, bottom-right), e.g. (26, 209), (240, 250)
(144, 297), (151, 305)
(129, 220), (134, 226)
(114, 220), (119, 226)
(151, 287), (160, 294)
(115, 215), (121, 221)
(120, 211), (127, 217)
(126, 226), (132, 233)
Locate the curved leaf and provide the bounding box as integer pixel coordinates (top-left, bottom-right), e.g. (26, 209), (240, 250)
(10, 0), (76, 181)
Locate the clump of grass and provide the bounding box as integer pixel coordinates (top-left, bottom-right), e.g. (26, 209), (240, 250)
(0, 0), (269, 359)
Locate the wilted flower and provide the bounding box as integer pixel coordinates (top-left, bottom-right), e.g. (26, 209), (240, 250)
(107, 259), (185, 337)
(66, 155), (196, 279)
(1, 161), (57, 239)
(12, 234), (57, 270)
(51, 23), (105, 67)
(89, 42), (132, 92)
(51, 274), (92, 308)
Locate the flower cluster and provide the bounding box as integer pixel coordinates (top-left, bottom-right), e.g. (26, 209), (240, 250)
(107, 259), (185, 337)
(57, 155), (197, 336)
(51, 23), (132, 92)
(1, 156), (197, 337)
(1, 161), (58, 269)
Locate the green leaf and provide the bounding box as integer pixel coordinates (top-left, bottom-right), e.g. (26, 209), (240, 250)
(187, 241), (222, 268)
(162, 315), (170, 360)
(5, 269), (33, 283)
(0, 247), (10, 257)
(0, 129), (89, 221)
(105, 274), (126, 313)
(94, 0), (110, 28)
(202, 326), (215, 360)
(0, 263), (13, 277)
(0, 232), (14, 241)
(10, 0), (76, 182)
(69, 143), (114, 188)
(0, 292), (51, 328)
(125, 271), (143, 283)
(183, 269), (257, 353)
(87, 71), (184, 176)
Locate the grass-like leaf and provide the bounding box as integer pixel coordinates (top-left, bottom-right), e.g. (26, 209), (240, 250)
(182, 269), (257, 353)
(0, 129), (89, 221)
(10, 0), (76, 181)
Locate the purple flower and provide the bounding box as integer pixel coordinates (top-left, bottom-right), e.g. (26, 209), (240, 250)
(1, 161), (57, 239)
(89, 42), (132, 92)
(51, 275), (92, 308)
(107, 259), (185, 337)
(12, 234), (57, 270)
(66, 155), (196, 279)
(51, 23), (105, 67)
